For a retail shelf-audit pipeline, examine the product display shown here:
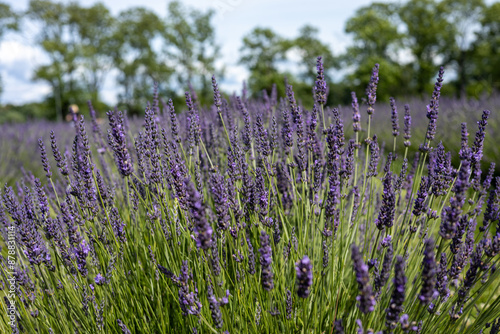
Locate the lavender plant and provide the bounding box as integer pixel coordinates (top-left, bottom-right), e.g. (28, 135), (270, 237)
(0, 61), (499, 334)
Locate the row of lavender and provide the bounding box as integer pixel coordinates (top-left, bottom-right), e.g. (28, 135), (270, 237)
(0, 59), (499, 333)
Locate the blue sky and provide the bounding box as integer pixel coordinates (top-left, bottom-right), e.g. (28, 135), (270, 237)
(0, 0), (398, 104)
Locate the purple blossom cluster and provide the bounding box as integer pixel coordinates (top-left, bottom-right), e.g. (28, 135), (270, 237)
(0, 61), (498, 334)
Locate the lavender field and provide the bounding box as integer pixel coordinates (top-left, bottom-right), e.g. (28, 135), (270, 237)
(1, 61), (500, 333)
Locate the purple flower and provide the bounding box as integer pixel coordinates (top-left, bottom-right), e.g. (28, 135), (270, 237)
(440, 158), (470, 239)
(333, 320), (344, 334)
(50, 130), (69, 176)
(386, 256), (406, 330)
(471, 110), (491, 190)
(165, 261), (203, 316)
(390, 97), (399, 136)
(94, 274), (106, 286)
(451, 215), (469, 254)
(403, 104), (411, 147)
(34, 178), (49, 219)
(399, 314), (418, 332)
(430, 142), (453, 196)
(73, 239), (90, 277)
(368, 135), (380, 177)
(60, 201), (81, 246)
(413, 176), (430, 217)
(38, 138), (52, 179)
(395, 159), (408, 192)
(110, 208), (126, 243)
(207, 284), (223, 328)
(366, 63), (379, 115)
(484, 177), (499, 232)
(453, 242), (484, 315)
(185, 179), (212, 250)
(375, 171), (396, 229)
(259, 230), (274, 291)
(295, 108), (307, 172)
(351, 186), (360, 225)
(436, 253), (450, 301)
(286, 84), (300, 124)
(322, 239), (330, 268)
(210, 235), (221, 276)
(286, 289), (293, 319)
(351, 244), (376, 313)
(421, 67), (444, 152)
(237, 96), (252, 152)
(256, 114), (271, 157)
(107, 110), (133, 177)
(352, 92), (361, 132)
(381, 235), (392, 248)
(296, 255), (313, 298)
(167, 99), (181, 144)
(210, 172), (230, 231)
(186, 92), (201, 155)
(246, 234), (256, 275)
(212, 75), (222, 111)
(449, 245), (467, 280)
(254, 167), (269, 215)
(314, 56), (327, 105)
(281, 105), (293, 154)
(458, 123), (469, 160)
(418, 239), (437, 305)
(117, 319), (131, 334)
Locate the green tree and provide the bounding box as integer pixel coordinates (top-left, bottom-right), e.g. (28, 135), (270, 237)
(442, 0), (485, 97)
(470, 2), (500, 95)
(344, 3), (402, 62)
(111, 7), (171, 113)
(399, 0), (455, 94)
(164, 1), (222, 103)
(343, 3), (407, 101)
(27, 0), (115, 119)
(27, 0), (79, 120)
(66, 2), (116, 103)
(290, 25), (336, 84)
(239, 27), (290, 98)
(0, 1), (19, 100)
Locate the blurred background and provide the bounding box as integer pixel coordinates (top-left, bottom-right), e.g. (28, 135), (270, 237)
(0, 0), (499, 123)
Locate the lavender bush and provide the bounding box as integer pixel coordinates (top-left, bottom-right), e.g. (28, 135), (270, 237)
(1, 59), (499, 333)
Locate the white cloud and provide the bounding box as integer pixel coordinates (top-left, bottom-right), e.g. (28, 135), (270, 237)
(0, 40), (51, 103)
(220, 65), (248, 95)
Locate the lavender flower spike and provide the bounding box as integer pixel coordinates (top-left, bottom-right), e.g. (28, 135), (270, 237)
(117, 319), (132, 334)
(351, 244), (376, 313)
(296, 255), (313, 298)
(403, 104), (411, 147)
(390, 97), (399, 137)
(375, 171), (396, 230)
(38, 138), (52, 179)
(368, 135), (380, 177)
(212, 75), (222, 112)
(314, 56), (327, 105)
(259, 230), (274, 291)
(352, 92), (361, 133)
(420, 66), (444, 152)
(207, 284), (223, 328)
(186, 179), (212, 250)
(366, 63), (379, 116)
(418, 239), (437, 305)
(386, 256), (406, 330)
(107, 110), (133, 177)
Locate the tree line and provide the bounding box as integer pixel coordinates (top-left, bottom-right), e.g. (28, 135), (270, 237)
(0, 0), (499, 122)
